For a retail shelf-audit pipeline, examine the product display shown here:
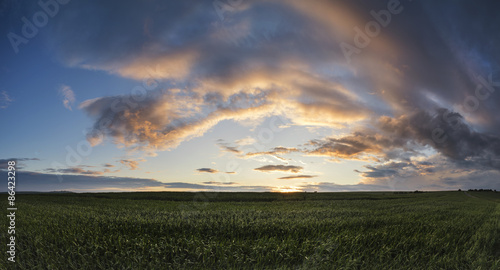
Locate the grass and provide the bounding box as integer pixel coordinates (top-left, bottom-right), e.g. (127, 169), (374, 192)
(1, 191), (499, 269)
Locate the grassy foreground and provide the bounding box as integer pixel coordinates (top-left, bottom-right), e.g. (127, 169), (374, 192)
(1, 191), (499, 269)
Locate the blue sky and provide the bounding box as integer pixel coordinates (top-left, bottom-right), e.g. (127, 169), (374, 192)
(1, 0), (500, 192)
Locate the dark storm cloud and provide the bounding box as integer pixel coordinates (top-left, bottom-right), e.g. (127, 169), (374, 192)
(309, 108), (500, 170)
(378, 108), (500, 168)
(357, 155), (500, 191)
(355, 162), (412, 179)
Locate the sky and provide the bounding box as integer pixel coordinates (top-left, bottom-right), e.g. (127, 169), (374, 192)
(1, 0), (500, 193)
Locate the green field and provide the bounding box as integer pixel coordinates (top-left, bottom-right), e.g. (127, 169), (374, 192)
(1, 191), (499, 269)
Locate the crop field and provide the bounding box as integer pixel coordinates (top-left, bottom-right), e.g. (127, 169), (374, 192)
(1, 191), (499, 269)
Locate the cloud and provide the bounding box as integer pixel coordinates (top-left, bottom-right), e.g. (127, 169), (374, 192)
(196, 168), (219, 173)
(202, 181), (238, 185)
(16, 1), (500, 133)
(297, 182), (395, 192)
(0, 91), (12, 109)
(120, 159), (143, 170)
(51, 0), (375, 155)
(377, 109), (500, 168)
(80, 90), (277, 152)
(246, 146), (300, 160)
(235, 136), (257, 146)
(303, 107), (500, 190)
(355, 162), (412, 179)
(254, 165), (303, 173)
(278, 175), (317, 180)
(2, 167), (497, 193)
(103, 163), (115, 168)
(216, 140), (242, 154)
(45, 167), (104, 176)
(307, 108), (500, 168)
(306, 133), (397, 162)
(0, 158), (39, 170)
(0, 171), (273, 192)
(353, 152), (500, 191)
(59, 85), (75, 111)
(0, 171), (170, 192)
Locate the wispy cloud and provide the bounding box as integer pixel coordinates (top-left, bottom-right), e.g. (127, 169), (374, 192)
(0, 91), (12, 109)
(246, 147), (300, 160)
(196, 168), (219, 173)
(59, 85), (75, 111)
(254, 165), (303, 173)
(202, 181), (238, 185)
(45, 167), (104, 176)
(217, 140), (242, 154)
(235, 136), (257, 146)
(278, 175), (317, 180)
(120, 159), (143, 170)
